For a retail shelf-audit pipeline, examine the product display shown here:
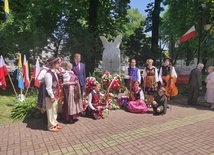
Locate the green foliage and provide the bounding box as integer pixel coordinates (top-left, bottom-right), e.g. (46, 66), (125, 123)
(161, 0), (214, 65)
(11, 98), (40, 120)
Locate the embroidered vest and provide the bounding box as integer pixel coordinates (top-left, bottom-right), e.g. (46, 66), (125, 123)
(128, 67), (138, 81)
(46, 70), (60, 98)
(161, 65), (171, 76)
(133, 88), (141, 100)
(91, 91), (101, 105)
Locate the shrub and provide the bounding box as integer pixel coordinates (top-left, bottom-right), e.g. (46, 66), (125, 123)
(11, 98), (41, 120)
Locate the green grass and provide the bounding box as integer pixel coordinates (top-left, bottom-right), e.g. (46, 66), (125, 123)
(0, 87), (17, 124)
(0, 84), (38, 124)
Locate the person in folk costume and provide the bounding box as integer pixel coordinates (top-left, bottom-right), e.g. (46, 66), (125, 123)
(187, 63), (204, 105)
(56, 58), (64, 119)
(61, 61), (83, 123)
(127, 81), (149, 113)
(37, 60), (50, 123)
(72, 53), (86, 97)
(85, 83), (107, 120)
(124, 58), (141, 89)
(142, 59), (159, 107)
(204, 66), (214, 108)
(44, 57), (62, 132)
(152, 87), (168, 116)
(159, 57), (178, 100)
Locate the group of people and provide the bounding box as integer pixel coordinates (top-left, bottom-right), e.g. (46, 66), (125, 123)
(37, 53), (86, 132)
(188, 63), (214, 108)
(123, 57), (177, 115)
(35, 53), (214, 132)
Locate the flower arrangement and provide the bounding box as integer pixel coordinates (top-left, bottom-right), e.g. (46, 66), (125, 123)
(108, 74), (121, 93)
(101, 71), (112, 90)
(85, 77), (98, 96)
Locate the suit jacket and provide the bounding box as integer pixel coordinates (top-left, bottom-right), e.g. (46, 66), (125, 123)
(188, 68), (202, 88)
(72, 62), (86, 86)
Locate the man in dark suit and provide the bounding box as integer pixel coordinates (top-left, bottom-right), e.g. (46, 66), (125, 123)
(72, 53), (86, 96)
(187, 63), (204, 105)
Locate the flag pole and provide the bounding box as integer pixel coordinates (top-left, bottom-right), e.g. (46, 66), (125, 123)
(7, 73), (18, 97)
(24, 77), (32, 97)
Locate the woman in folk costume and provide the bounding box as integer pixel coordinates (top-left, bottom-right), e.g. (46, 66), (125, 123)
(44, 57), (62, 132)
(127, 81), (149, 113)
(142, 59), (159, 107)
(61, 62), (83, 124)
(205, 66), (214, 108)
(124, 58), (141, 89)
(56, 58), (64, 119)
(85, 83), (107, 120)
(159, 57), (178, 100)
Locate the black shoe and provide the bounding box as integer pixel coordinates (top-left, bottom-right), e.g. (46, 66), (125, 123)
(73, 119), (79, 122)
(153, 112), (159, 116)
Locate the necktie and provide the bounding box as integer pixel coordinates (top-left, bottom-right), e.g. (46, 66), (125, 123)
(77, 63), (80, 73)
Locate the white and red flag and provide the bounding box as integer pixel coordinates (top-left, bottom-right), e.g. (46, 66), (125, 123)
(32, 57), (40, 88)
(23, 55), (30, 88)
(0, 55), (9, 90)
(179, 25), (197, 43)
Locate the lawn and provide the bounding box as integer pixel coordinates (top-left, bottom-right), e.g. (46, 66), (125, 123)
(0, 83), (37, 124)
(0, 86), (18, 124)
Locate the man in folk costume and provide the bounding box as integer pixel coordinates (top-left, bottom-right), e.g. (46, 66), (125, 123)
(159, 57), (178, 100)
(124, 58), (141, 89)
(45, 57), (62, 132)
(37, 60), (49, 123)
(72, 53), (86, 97)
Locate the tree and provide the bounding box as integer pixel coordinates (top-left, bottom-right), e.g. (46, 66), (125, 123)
(145, 0), (165, 63)
(64, 0), (130, 75)
(161, 0), (214, 67)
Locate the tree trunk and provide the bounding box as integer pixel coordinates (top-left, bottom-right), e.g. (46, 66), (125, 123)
(85, 0), (99, 76)
(151, 0), (162, 62)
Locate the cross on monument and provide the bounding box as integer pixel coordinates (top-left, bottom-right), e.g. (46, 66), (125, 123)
(109, 59), (113, 70)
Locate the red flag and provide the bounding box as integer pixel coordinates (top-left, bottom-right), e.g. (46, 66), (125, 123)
(179, 26), (197, 43)
(23, 55), (30, 88)
(0, 56), (9, 90)
(32, 57), (40, 88)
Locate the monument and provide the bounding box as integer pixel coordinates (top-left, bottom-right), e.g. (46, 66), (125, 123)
(100, 35), (122, 75)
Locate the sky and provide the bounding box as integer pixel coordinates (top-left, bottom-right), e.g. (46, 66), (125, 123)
(129, 0), (167, 16)
(129, 0), (154, 16)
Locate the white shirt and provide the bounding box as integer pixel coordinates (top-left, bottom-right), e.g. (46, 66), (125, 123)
(159, 66), (177, 84)
(45, 69), (58, 99)
(142, 66), (159, 82)
(37, 66), (49, 84)
(206, 72), (214, 88)
(139, 89), (145, 100)
(88, 90), (104, 110)
(124, 66), (141, 83)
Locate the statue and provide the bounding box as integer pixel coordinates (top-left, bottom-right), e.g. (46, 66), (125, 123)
(100, 35), (122, 75)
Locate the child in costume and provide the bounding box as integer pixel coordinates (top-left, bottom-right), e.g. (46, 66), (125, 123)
(85, 83), (108, 119)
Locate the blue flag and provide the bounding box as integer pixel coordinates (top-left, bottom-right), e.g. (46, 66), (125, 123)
(16, 54), (24, 90)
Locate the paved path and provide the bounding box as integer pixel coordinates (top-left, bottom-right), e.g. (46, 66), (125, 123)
(0, 97), (214, 155)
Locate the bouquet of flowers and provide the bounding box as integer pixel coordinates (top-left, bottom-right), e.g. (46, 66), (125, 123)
(85, 77), (98, 96)
(108, 74), (121, 93)
(101, 71), (112, 90)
